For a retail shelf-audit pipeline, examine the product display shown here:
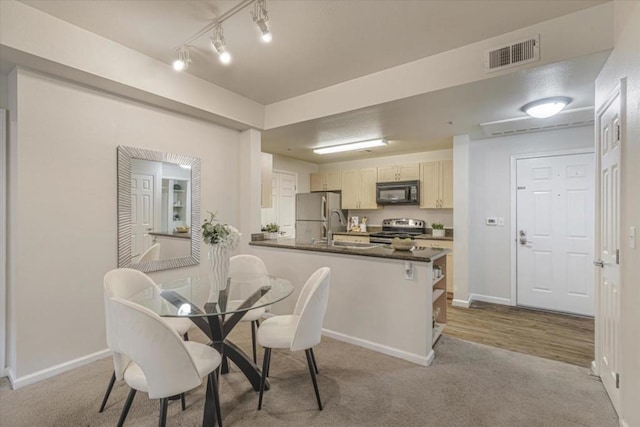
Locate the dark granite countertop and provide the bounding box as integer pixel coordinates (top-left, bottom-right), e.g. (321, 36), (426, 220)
(149, 231), (191, 239)
(249, 238), (449, 262)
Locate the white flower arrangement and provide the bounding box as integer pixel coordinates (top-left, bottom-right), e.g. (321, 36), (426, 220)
(202, 211), (241, 249)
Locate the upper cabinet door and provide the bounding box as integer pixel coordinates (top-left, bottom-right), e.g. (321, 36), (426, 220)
(420, 161), (440, 208)
(341, 170), (359, 209)
(398, 163), (419, 181)
(325, 171), (342, 191)
(377, 166), (397, 182)
(310, 173), (324, 192)
(358, 168), (379, 209)
(440, 160), (453, 208)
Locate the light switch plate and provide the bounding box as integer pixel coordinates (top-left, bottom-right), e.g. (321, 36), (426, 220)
(497, 217), (505, 226)
(486, 217), (497, 226)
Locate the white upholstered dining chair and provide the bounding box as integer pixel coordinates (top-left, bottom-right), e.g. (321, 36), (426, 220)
(227, 254), (268, 363)
(106, 296), (223, 427)
(257, 267), (331, 410)
(137, 243), (161, 263)
(100, 268), (193, 413)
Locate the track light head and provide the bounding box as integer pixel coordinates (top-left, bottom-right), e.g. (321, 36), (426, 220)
(252, 0), (272, 43)
(210, 24), (232, 65)
(172, 47), (191, 71)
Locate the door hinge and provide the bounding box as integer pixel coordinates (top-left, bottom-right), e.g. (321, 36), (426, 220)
(616, 373), (620, 388)
(616, 249), (620, 265)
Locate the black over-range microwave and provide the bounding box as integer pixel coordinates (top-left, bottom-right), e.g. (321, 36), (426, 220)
(376, 180), (420, 205)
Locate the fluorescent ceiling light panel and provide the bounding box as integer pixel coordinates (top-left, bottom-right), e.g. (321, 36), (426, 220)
(313, 139), (388, 155)
(521, 96), (572, 119)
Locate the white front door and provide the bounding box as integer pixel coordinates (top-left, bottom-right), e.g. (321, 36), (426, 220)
(516, 153), (595, 316)
(596, 87), (621, 413)
(131, 173), (154, 259)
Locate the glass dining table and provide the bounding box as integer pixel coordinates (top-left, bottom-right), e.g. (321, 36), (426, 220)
(125, 274), (293, 426)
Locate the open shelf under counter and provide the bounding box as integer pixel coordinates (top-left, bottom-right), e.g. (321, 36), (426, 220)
(432, 322), (446, 344)
(432, 274), (445, 287)
(432, 288), (446, 303)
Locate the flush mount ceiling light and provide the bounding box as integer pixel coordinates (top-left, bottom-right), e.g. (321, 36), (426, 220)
(172, 0), (273, 71)
(313, 139), (388, 155)
(521, 96), (572, 118)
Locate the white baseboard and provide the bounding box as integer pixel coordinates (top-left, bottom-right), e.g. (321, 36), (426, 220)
(9, 348), (111, 390)
(470, 293), (513, 306)
(451, 298), (471, 308)
(322, 328), (433, 367)
(591, 360), (598, 376)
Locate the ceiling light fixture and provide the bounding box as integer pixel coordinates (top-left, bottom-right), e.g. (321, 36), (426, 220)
(521, 96), (572, 118)
(172, 47), (191, 71)
(313, 139), (388, 155)
(171, 0), (273, 71)
(251, 0), (272, 43)
(210, 24), (231, 65)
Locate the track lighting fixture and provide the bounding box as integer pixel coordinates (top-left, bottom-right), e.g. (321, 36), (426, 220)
(210, 24), (231, 65)
(172, 47), (191, 71)
(171, 0), (273, 71)
(252, 0), (272, 43)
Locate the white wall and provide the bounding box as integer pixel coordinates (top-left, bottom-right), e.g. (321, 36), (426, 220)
(595, 1), (640, 425)
(0, 73), (9, 109)
(467, 126), (593, 302)
(7, 67), (243, 384)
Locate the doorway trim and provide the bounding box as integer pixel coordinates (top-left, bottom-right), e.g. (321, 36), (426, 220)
(509, 147), (595, 306)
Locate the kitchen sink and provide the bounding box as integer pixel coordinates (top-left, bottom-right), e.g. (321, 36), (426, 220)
(313, 241), (382, 249)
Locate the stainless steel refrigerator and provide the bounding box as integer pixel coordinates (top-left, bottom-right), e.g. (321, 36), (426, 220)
(295, 192), (346, 244)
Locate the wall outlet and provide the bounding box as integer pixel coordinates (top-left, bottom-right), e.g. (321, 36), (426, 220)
(486, 217), (497, 226)
(404, 262), (413, 280)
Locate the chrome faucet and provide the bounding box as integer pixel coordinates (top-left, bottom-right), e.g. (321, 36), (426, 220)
(327, 209), (347, 245)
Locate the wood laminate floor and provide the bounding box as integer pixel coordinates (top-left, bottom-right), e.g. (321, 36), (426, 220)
(443, 299), (594, 367)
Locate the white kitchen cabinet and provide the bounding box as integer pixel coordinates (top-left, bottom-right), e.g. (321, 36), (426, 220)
(414, 239), (454, 293)
(420, 160), (453, 208)
(162, 178), (190, 232)
(377, 163), (419, 182)
(342, 168), (379, 209)
(310, 171), (342, 192)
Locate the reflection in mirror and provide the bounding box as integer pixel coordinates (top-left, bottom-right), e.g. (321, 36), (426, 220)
(118, 146), (200, 272)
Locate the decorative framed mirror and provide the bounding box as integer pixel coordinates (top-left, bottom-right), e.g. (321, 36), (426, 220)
(117, 146), (201, 272)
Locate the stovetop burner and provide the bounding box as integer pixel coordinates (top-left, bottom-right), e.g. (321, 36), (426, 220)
(369, 219), (426, 243)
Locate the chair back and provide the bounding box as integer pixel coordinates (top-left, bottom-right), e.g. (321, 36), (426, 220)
(103, 268), (159, 380)
(229, 254), (269, 281)
(106, 297), (202, 399)
(291, 267), (330, 351)
(138, 243), (161, 263)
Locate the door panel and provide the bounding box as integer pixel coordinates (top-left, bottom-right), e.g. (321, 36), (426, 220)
(597, 89), (621, 413)
(516, 153), (595, 316)
(131, 173), (154, 259)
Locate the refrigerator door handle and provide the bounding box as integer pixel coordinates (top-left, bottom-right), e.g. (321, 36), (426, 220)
(322, 222), (327, 240)
(321, 196), (327, 222)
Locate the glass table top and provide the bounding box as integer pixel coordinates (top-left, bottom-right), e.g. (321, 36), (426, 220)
(126, 275), (294, 318)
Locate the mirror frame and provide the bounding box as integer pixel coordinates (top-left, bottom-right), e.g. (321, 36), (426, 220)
(117, 145), (201, 272)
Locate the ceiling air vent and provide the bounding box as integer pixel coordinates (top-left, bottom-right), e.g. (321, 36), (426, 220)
(479, 107), (594, 138)
(485, 35), (539, 73)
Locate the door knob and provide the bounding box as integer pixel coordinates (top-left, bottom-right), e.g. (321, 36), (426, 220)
(593, 260), (605, 268)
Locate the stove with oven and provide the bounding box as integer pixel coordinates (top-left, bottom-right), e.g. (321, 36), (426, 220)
(368, 218), (426, 244)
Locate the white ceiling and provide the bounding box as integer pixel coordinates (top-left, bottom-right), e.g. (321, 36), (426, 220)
(19, 0), (605, 104)
(10, 1), (610, 165)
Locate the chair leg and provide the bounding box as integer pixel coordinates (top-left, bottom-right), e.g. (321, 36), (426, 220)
(209, 371), (223, 427)
(305, 349), (323, 410)
(309, 348), (319, 374)
(180, 393), (186, 411)
(251, 321), (258, 364)
(116, 388), (137, 427)
(258, 348), (271, 410)
(158, 398), (168, 427)
(183, 332), (189, 341)
(99, 370), (116, 412)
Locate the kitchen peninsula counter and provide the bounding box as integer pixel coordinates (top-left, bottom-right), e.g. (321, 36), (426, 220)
(249, 238), (448, 262)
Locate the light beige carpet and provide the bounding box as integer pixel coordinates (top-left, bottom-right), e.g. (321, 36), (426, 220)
(0, 327), (617, 427)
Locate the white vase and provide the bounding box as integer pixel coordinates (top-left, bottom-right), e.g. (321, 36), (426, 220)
(208, 245), (230, 290)
(432, 229), (446, 238)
